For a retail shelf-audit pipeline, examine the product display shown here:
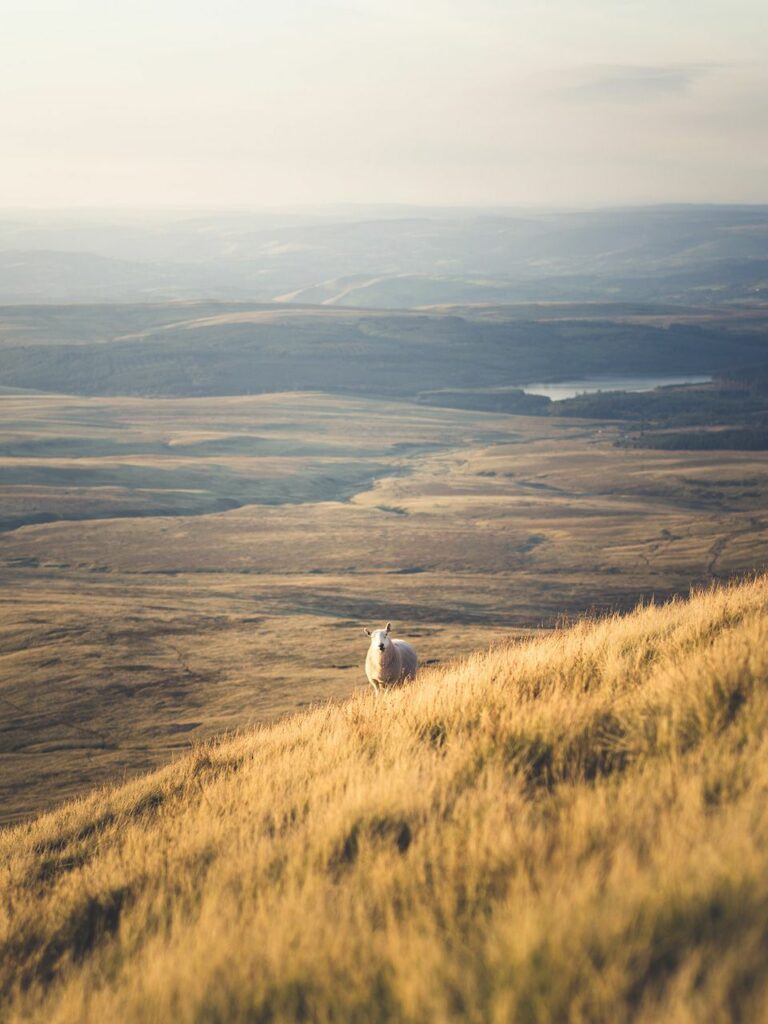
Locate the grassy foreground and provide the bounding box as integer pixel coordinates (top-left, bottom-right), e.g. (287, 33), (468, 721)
(3, 578), (768, 1022)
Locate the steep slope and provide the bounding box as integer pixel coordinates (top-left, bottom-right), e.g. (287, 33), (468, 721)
(3, 576), (768, 1022)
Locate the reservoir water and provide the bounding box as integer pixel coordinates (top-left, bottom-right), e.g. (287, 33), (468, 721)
(522, 375), (712, 402)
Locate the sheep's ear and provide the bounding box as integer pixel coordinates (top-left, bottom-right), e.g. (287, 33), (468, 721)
(385, 622), (391, 634)
(363, 628), (371, 636)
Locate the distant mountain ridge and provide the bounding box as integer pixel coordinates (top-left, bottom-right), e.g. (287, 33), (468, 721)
(1, 205), (767, 305)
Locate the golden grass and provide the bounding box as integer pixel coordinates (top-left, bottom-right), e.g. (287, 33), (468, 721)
(3, 575), (768, 1022)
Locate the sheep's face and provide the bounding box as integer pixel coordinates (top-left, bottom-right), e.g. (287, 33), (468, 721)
(371, 630), (391, 653)
(365, 623), (392, 653)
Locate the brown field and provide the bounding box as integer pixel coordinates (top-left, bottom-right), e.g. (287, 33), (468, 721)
(3, 574), (768, 1022)
(2, 391), (768, 825)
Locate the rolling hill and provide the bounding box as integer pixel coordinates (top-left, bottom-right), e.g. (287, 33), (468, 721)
(1, 301), (767, 398)
(3, 574), (768, 1022)
(1, 205), (768, 305)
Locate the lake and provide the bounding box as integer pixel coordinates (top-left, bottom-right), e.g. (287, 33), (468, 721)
(522, 375), (712, 402)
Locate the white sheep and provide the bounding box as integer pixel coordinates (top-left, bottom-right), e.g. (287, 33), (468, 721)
(363, 622), (418, 692)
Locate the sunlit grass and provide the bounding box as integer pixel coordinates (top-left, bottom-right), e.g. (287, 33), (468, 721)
(3, 575), (768, 1022)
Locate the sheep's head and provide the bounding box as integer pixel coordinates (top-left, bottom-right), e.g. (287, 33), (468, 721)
(364, 622), (392, 652)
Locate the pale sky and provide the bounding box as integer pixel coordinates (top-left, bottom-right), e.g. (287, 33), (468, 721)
(2, 0), (767, 208)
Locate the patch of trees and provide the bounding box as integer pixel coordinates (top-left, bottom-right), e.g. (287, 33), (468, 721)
(626, 428), (768, 451)
(552, 387), (768, 428)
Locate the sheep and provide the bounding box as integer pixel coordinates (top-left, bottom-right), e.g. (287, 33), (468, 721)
(363, 621), (418, 692)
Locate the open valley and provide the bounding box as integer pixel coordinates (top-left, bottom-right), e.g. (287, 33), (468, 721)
(2, 388), (768, 824)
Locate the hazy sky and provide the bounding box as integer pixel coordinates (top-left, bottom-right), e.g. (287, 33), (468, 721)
(3, 0), (767, 207)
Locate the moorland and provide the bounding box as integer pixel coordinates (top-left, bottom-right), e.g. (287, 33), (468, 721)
(3, 574), (768, 1022)
(0, 227), (767, 825)
(2, 350), (768, 822)
(2, 203), (768, 1018)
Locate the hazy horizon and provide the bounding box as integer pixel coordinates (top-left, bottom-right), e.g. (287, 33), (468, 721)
(4, 0), (767, 209)
(2, 199), (768, 217)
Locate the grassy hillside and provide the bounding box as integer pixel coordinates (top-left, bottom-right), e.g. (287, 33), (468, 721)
(3, 576), (768, 1022)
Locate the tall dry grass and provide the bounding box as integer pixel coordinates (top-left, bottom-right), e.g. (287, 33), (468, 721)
(3, 576), (768, 1022)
